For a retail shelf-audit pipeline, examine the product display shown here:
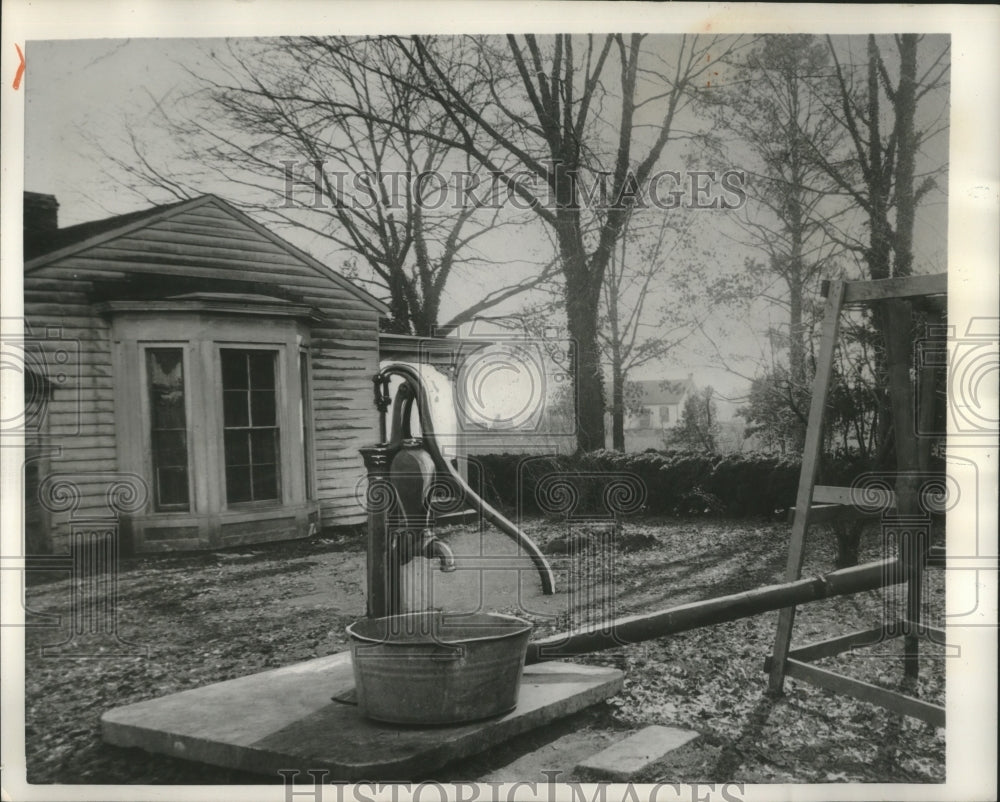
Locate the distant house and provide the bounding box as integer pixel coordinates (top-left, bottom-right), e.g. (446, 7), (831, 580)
(609, 377), (695, 429)
(23, 192), (388, 553)
(604, 376), (696, 450)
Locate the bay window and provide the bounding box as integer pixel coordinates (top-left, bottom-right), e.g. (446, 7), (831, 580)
(104, 295), (319, 549)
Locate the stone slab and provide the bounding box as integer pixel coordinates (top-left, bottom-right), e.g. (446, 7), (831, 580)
(101, 652), (623, 781)
(575, 725), (700, 782)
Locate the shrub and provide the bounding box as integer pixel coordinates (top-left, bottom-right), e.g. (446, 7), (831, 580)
(466, 449), (877, 519)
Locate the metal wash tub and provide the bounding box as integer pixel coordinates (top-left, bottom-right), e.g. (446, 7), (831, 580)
(346, 611), (533, 726)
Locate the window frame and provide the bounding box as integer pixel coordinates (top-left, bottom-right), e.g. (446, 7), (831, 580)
(108, 308), (313, 519)
(298, 347), (315, 501)
(141, 342), (194, 513)
(218, 345), (285, 508)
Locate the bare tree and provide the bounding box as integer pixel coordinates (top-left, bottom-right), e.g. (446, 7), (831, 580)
(601, 212), (698, 451)
(815, 34), (949, 465)
(702, 35), (849, 450)
(701, 35), (947, 459)
(97, 37), (558, 335)
(816, 35), (949, 282)
(359, 33), (743, 452)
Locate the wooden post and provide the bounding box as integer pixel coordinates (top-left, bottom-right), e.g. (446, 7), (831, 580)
(883, 298), (925, 679)
(916, 309), (944, 473)
(768, 280), (846, 694)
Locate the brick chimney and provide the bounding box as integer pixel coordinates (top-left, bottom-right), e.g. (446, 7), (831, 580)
(24, 192), (59, 237)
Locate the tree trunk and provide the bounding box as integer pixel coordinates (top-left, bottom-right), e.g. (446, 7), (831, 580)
(864, 39), (895, 462)
(893, 35), (919, 279)
(611, 358), (625, 452)
(787, 274), (808, 452)
(786, 145), (807, 392)
(555, 193), (607, 452)
(833, 519), (865, 569)
(564, 265), (606, 453)
(386, 270), (414, 334)
(788, 278), (805, 386)
(568, 308), (606, 453)
(606, 234), (626, 452)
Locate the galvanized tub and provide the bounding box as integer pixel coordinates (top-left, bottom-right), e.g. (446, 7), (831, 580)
(346, 611), (533, 725)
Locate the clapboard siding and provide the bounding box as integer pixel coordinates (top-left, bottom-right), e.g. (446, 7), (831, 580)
(23, 292), (93, 306)
(117, 227), (295, 255)
(47, 423), (117, 438)
(35, 457), (119, 476)
(24, 267), (119, 535)
(25, 196), (385, 549)
(98, 242), (311, 270)
(149, 219), (273, 236)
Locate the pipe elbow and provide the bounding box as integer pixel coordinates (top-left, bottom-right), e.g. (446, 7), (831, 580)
(424, 536), (457, 572)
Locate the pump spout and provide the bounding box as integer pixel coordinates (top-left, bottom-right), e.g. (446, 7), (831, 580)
(393, 529), (456, 573)
(376, 362), (557, 596)
(423, 535), (456, 572)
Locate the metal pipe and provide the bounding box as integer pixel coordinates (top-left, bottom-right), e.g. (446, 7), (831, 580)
(377, 362), (557, 595)
(526, 558), (901, 663)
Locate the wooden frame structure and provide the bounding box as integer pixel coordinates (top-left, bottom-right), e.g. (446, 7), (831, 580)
(766, 273), (948, 728)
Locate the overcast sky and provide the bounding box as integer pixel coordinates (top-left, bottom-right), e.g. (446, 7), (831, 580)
(23, 34), (951, 409)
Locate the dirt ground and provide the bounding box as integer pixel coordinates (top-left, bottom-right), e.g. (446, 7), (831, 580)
(20, 515), (946, 785)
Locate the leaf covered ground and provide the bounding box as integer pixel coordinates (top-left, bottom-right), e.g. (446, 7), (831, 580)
(20, 516), (945, 785)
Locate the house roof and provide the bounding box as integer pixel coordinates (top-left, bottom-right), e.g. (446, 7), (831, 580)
(609, 378), (695, 406)
(24, 197), (192, 261)
(24, 194), (389, 315)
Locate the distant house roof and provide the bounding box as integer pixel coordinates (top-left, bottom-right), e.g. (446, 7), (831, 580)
(24, 193), (389, 315)
(607, 378), (695, 406)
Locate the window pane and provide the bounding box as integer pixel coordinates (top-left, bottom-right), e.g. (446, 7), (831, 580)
(223, 390), (249, 427)
(157, 467), (189, 508)
(224, 429), (250, 466)
(249, 351), (276, 389)
(250, 390), (276, 426)
(152, 430), (188, 467)
(151, 387), (185, 429)
(250, 428), (277, 464)
(146, 348), (189, 512)
(221, 350), (248, 389)
(156, 399), (185, 431)
(148, 350), (185, 429)
(252, 463), (278, 501)
(226, 465), (252, 504)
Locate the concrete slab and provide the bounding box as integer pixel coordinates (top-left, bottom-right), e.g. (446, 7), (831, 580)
(101, 652), (623, 781)
(575, 725), (700, 782)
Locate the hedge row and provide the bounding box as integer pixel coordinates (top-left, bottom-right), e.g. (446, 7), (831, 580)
(466, 449), (873, 519)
